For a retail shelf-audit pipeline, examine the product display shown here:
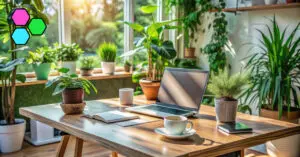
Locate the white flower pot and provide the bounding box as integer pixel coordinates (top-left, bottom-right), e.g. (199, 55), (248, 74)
(62, 61), (76, 74)
(0, 119), (26, 153)
(214, 98), (238, 122)
(266, 134), (300, 157)
(101, 62), (115, 74)
(264, 0), (278, 5)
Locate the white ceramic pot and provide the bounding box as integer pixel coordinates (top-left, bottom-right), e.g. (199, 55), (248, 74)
(0, 119), (26, 153)
(214, 98), (238, 122)
(62, 61), (76, 74)
(266, 134), (300, 157)
(264, 0), (278, 5)
(101, 62), (115, 74)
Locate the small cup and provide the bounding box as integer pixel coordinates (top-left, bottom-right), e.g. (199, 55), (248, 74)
(119, 88), (134, 106)
(164, 116), (193, 135)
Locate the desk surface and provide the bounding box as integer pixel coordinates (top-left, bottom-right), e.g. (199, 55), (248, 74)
(20, 95), (300, 157)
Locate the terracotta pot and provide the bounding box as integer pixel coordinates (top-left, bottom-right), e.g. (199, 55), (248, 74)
(214, 98), (238, 122)
(124, 65), (131, 72)
(62, 88), (84, 104)
(60, 102), (86, 115)
(184, 48), (195, 58)
(139, 79), (161, 100)
(80, 68), (93, 76)
(260, 107), (300, 157)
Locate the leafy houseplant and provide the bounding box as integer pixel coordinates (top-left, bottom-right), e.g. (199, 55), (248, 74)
(56, 43), (84, 74)
(46, 68), (97, 114)
(27, 47), (57, 80)
(124, 60), (132, 72)
(98, 42), (117, 74)
(79, 56), (98, 76)
(208, 68), (249, 122)
(122, 5), (177, 100)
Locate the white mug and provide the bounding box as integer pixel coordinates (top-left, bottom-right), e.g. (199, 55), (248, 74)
(164, 116), (193, 135)
(119, 88), (134, 106)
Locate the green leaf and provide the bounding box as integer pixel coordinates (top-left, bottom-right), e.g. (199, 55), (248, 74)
(53, 83), (66, 95)
(140, 5), (157, 14)
(151, 41), (177, 59)
(16, 74), (26, 83)
(33, 0), (44, 11)
(58, 68), (69, 74)
(124, 22), (144, 32)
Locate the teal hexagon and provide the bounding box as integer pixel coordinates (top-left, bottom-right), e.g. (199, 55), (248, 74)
(12, 28), (30, 45)
(28, 18), (47, 36)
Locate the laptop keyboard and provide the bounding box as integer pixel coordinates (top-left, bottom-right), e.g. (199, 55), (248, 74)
(141, 105), (191, 115)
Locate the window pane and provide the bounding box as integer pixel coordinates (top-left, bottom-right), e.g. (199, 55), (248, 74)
(71, 0), (124, 67)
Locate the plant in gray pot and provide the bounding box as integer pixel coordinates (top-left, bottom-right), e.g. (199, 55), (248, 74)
(208, 68), (249, 122)
(79, 56), (98, 76)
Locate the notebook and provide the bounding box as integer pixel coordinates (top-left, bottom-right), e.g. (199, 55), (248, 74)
(218, 122), (253, 134)
(85, 110), (139, 123)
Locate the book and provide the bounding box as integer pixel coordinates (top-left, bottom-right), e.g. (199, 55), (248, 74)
(85, 110), (139, 123)
(218, 122), (253, 134)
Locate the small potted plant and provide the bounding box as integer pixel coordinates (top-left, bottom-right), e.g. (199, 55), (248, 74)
(46, 68), (97, 114)
(26, 46), (57, 80)
(56, 43), (83, 74)
(98, 42), (117, 74)
(208, 68), (249, 122)
(124, 60), (132, 72)
(79, 56), (98, 76)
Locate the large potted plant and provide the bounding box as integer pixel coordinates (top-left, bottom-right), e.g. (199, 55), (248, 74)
(46, 68), (97, 114)
(56, 43), (83, 74)
(243, 17), (300, 157)
(122, 5), (177, 100)
(26, 46), (57, 80)
(98, 42), (117, 74)
(208, 68), (249, 122)
(79, 56), (98, 76)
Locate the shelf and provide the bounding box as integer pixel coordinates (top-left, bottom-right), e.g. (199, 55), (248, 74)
(211, 3), (300, 12)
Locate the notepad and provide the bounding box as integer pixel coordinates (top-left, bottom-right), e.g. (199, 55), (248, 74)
(85, 110), (139, 123)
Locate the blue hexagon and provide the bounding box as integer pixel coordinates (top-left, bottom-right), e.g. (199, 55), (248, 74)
(12, 28), (30, 45)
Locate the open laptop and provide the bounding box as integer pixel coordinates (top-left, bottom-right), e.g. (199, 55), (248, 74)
(126, 68), (209, 118)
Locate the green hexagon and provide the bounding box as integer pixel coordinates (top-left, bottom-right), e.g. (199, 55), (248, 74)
(28, 18), (47, 36)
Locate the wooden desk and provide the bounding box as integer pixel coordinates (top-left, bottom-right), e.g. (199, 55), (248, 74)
(20, 95), (300, 157)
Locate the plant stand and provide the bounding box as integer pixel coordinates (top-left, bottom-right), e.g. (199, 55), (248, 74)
(24, 120), (61, 146)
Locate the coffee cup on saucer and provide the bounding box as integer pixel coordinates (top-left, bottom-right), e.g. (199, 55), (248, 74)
(164, 116), (193, 135)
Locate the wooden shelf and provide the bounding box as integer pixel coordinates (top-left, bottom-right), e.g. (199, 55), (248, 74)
(211, 3), (300, 12)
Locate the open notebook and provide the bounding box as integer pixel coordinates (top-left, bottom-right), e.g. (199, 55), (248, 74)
(85, 110), (139, 123)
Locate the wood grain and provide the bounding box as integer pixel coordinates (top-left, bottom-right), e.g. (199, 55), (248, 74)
(56, 135), (70, 157)
(19, 95), (300, 157)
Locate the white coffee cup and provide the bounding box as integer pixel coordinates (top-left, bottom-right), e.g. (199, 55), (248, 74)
(119, 88), (134, 106)
(164, 116), (193, 135)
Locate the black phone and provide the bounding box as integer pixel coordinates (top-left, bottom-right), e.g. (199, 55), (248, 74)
(218, 122), (253, 134)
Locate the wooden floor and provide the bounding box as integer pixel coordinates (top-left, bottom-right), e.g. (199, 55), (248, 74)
(0, 136), (268, 157)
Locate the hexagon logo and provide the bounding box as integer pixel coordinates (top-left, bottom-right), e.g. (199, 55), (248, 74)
(12, 28), (30, 45)
(11, 8), (30, 26)
(28, 18), (47, 36)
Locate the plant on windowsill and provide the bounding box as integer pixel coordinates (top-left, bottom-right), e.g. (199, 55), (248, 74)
(124, 60), (132, 72)
(122, 5), (177, 100)
(79, 56), (98, 76)
(26, 46), (57, 80)
(208, 68), (249, 122)
(46, 68), (97, 114)
(98, 42), (117, 75)
(56, 43), (84, 74)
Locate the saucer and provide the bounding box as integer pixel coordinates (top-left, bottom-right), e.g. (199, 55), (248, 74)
(154, 128), (196, 139)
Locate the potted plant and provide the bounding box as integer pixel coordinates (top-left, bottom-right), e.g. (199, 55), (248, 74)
(0, 58), (26, 153)
(122, 5), (177, 100)
(98, 42), (117, 74)
(243, 16), (300, 157)
(56, 43), (83, 74)
(26, 46), (57, 80)
(79, 56), (98, 76)
(208, 68), (249, 122)
(46, 68), (97, 114)
(124, 60), (132, 72)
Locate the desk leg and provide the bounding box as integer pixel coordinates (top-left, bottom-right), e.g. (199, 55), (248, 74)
(56, 135), (70, 157)
(112, 151), (118, 157)
(240, 149), (244, 157)
(75, 137), (84, 157)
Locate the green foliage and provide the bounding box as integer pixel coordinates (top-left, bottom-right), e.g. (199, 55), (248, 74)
(98, 42), (117, 62)
(208, 68), (249, 100)
(46, 68), (97, 96)
(124, 60), (132, 66)
(26, 46), (57, 64)
(56, 43), (83, 62)
(79, 56), (98, 70)
(242, 16), (300, 119)
(174, 58), (200, 69)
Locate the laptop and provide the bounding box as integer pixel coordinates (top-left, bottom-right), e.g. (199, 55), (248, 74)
(126, 68), (209, 118)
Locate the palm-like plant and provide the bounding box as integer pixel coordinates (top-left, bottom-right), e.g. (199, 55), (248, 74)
(243, 16), (300, 118)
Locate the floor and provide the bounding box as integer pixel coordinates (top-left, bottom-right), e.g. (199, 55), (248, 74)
(0, 136), (268, 157)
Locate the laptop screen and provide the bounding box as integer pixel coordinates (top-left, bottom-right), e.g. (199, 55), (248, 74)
(157, 68), (209, 112)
